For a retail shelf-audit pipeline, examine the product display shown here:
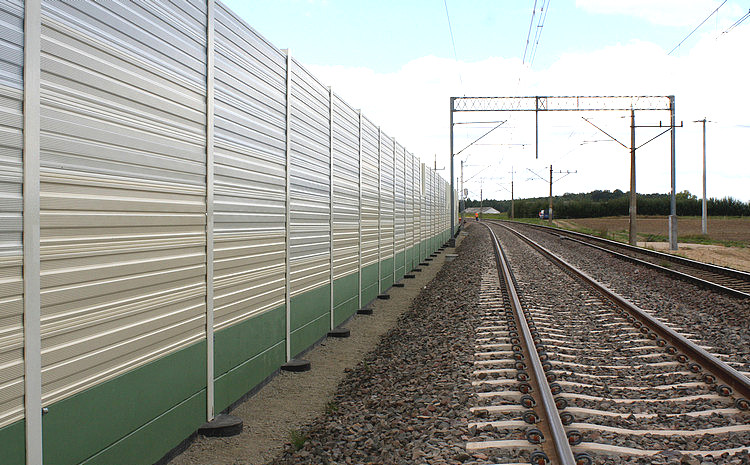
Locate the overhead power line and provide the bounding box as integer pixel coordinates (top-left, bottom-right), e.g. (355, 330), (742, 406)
(668, 0), (727, 55)
(522, 0), (538, 64)
(722, 8), (750, 35)
(443, 0), (464, 90)
(529, 0), (551, 67)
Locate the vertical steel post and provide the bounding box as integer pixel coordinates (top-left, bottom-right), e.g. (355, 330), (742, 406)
(23, 0), (42, 462)
(669, 95), (678, 251)
(511, 170), (515, 220)
(629, 109), (637, 246)
(392, 138), (396, 283)
(479, 187), (483, 220)
(357, 111), (362, 310)
(460, 160), (463, 223)
(701, 118), (707, 235)
(284, 50), (292, 361)
(377, 127), (381, 293)
(535, 96), (539, 159)
(328, 88), (334, 330)
(205, 0), (215, 420)
(449, 97), (455, 239)
(548, 164), (553, 224)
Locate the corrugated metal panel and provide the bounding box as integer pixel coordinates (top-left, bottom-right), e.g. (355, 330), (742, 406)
(360, 116), (378, 267)
(404, 150), (414, 255)
(394, 142), (405, 256)
(0, 0), (24, 429)
(331, 93), (359, 280)
(378, 131), (394, 260)
(420, 163), (427, 243)
(38, 1), (207, 406)
(213, 4), (286, 329)
(289, 58), (330, 296)
(412, 154), (420, 254)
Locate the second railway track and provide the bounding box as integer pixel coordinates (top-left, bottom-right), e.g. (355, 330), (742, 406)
(493, 220), (750, 298)
(466, 221), (750, 464)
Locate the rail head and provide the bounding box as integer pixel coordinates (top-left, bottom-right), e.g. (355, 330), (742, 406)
(495, 222), (750, 405)
(493, 219), (750, 299)
(481, 223), (576, 464)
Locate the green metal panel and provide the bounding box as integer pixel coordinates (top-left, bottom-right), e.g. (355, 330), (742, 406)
(405, 246), (414, 271)
(214, 342), (285, 412)
(290, 313), (329, 358)
(84, 391), (206, 465)
(289, 284), (331, 357)
(290, 284), (330, 331)
(41, 341), (206, 465)
(214, 306), (285, 377)
(0, 419), (24, 465)
(213, 305), (286, 412)
(394, 251), (405, 281)
(360, 262), (378, 306)
(333, 272), (359, 326)
(379, 256), (394, 290)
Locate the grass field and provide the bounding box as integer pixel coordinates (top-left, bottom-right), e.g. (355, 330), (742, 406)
(559, 216), (750, 247)
(465, 213), (750, 247)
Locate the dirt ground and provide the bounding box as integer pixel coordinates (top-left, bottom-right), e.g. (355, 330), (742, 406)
(168, 233), (465, 465)
(638, 241), (750, 273)
(566, 216), (750, 243)
(555, 216), (750, 272)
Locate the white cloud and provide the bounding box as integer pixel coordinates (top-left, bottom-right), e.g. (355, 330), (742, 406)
(575, 0), (743, 27)
(308, 24), (750, 202)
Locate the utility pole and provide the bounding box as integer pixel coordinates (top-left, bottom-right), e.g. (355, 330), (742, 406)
(480, 185), (483, 221)
(460, 160), (464, 224)
(583, 112), (681, 246)
(510, 167), (515, 220)
(694, 118), (708, 234)
(549, 165), (553, 224)
(629, 109), (637, 245)
(527, 166), (576, 224)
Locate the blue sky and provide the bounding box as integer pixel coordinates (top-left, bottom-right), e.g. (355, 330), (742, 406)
(222, 0), (750, 202)
(223, 0), (739, 72)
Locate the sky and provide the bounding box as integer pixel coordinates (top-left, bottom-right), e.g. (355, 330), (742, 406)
(222, 0), (750, 203)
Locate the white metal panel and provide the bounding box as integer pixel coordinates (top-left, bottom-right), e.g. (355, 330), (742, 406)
(331, 93), (359, 279)
(289, 58), (330, 296)
(378, 131), (394, 260)
(359, 116), (378, 267)
(419, 163), (430, 243)
(38, 1), (208, 407)
(411, 153), (420, 253)
(213, 4), (286, 329)
(0, 0), (24, 431)
(404, 150), (414, 254)
(394, 142), (405, 256)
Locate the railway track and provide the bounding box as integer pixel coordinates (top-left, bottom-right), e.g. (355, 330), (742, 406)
(491, 220), (750, 299)
(466, 222), (750, 464)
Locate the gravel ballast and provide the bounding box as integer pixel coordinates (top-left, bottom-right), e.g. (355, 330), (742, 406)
(268, 223), (492, 465)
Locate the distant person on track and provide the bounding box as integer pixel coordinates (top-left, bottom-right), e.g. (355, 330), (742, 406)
(475, 212), (479, 221)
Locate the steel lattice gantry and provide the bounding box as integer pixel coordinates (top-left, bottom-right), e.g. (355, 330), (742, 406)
(449, 95), (679, 250)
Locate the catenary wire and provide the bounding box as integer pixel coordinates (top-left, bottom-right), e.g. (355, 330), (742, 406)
(668, 0), (727, 55)
(443, 0), (464, 91)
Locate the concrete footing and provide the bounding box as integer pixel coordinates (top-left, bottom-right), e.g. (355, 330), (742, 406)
(281, 359), (311, 372)
(198, 414), (243, 437)
(327, 328), (351, 338)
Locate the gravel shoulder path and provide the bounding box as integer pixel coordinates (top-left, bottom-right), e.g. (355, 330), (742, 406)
(169, 229), (473, 465)
(267, 223), (492, 465)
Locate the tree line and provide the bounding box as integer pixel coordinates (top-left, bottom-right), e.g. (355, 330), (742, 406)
(464, 190), (750, 218)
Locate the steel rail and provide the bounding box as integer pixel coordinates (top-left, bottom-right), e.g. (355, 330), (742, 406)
(481, 223), (576, 464)
(495, 220), (750, 299)
(494, 222), (750, 405)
